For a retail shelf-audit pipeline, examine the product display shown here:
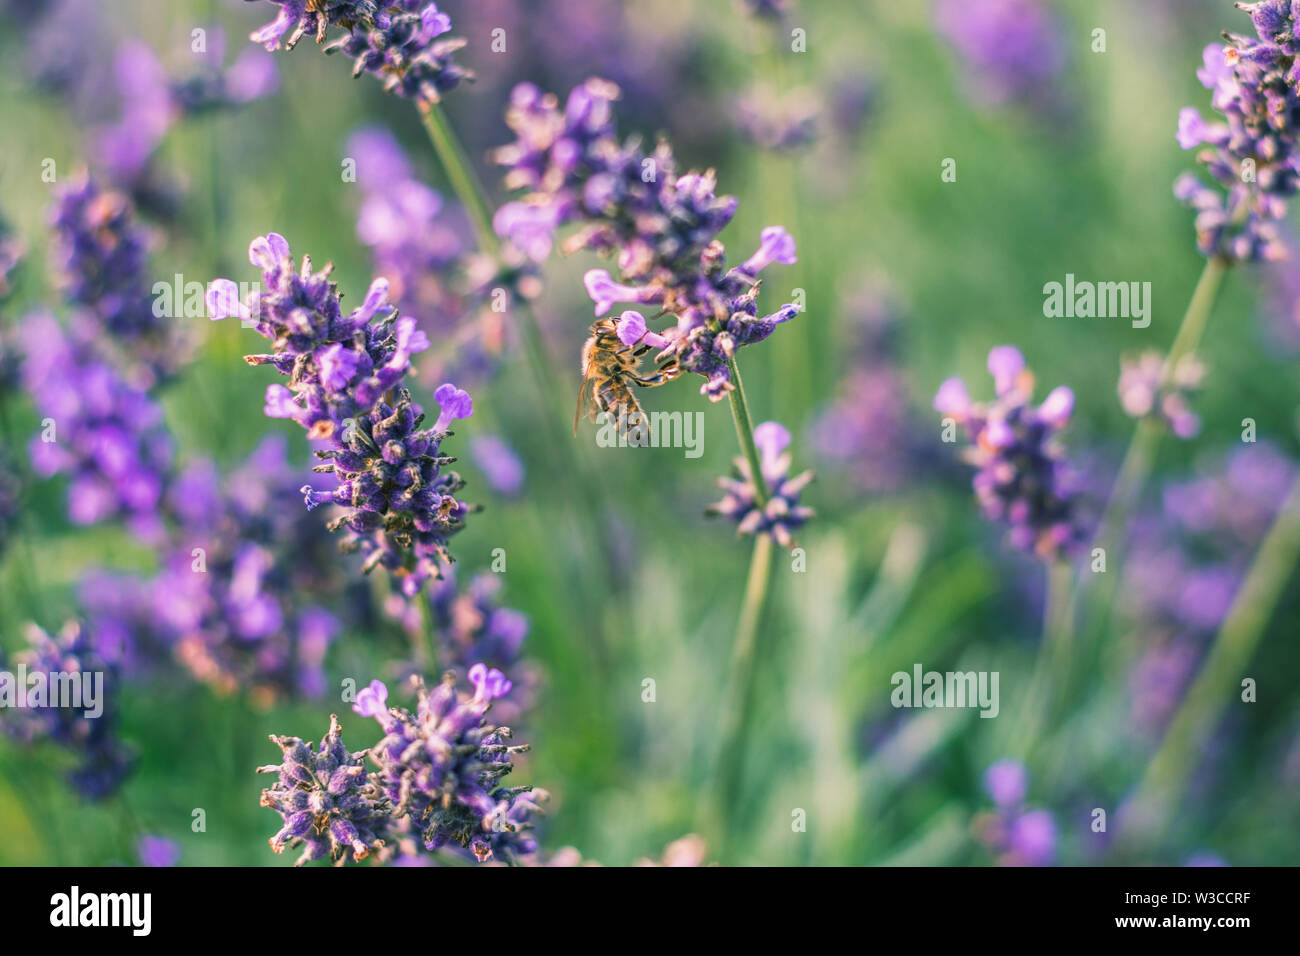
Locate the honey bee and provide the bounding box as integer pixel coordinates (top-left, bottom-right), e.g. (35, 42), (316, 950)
(573, 318), (680, 434)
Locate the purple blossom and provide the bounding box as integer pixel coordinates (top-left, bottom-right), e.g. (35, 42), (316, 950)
(493, 78), (801, 400)
(0, 622), (135, 800)
(48, 174), (183, 383)
(974, 761), (1056, 866)
(1173, 4), (1300, 262)
(20, 310), (172, 538)
(257, 714), (390, 866)
(136, 835), (180, 867)
(246, 1), (470, 106)
(934, 346), (1084, 560)
(248, 0), (378, 51)
(345, 126), (532, 385)
(708, 420), (815, 547)
(984, 759), (1028, 808)
(365, 671), (545, 862)
(85, 36), (277, 216)
(211, 233), (474, 597)
(352, 679), (389, 720)
(468, 434), (524, 497)
(1117, 351), (1206, 438)
(78, 436), (350, 701)
(424, 570), (535, 727)
(323, 3), (470, 106)
(934, 0), (1068, 113)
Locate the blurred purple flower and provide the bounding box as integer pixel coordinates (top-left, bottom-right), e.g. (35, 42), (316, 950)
(468, 434), (524, 497)
(708, 420), (815, 547)
(137, 835), (180, 867)
(934, 0), (1067, 113)
(935, 346), (1085, 560)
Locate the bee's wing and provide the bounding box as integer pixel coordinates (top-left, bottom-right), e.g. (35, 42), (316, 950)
(574, 368), (594, 435)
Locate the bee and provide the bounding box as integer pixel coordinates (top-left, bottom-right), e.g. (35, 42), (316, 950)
(573, 318), (680, 435)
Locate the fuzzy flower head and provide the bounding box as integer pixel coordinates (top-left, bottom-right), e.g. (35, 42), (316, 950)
(20, 310), (172, 538)
(247, 2), (471, 106)
(257, 714), (390, 866)
(1174, 3), (1300, 262)
(1117, 351), (1206, 439)
(708, 421), (815, 548)
(934, 346), (1084, 560)
(365, 671), (544, 863)
(323, 3), (470, 106)
(0, 622), (135, 800)
(49, 173), (184, 383)
(210, 234), (474, 597)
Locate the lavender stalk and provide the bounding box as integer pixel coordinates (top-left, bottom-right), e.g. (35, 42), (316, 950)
(1122, 469), (1300, 844)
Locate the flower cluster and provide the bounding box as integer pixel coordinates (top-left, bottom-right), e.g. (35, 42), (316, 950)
(934, 0), (1068, 113)
(353, 669), (545, 863)
(20, 309), (172, 538)
(208, 233), (476, 597)
(248, 1), (470, 107)
(1117, 351), (1206, 439)
(49, 174), (183, 383)
(492, 78), (802, 400)
(467, 433), (525, 497)
(934, 346), (1084, 560)
(257, 714), (390, 866)
(708, 421), (814, 548)
(1174, 2), (1300, 262)
(0, 622), (135, 800)
(972, 760), (1057, 866)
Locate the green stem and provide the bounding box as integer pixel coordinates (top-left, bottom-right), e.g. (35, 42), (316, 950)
(416, 100), (578, 435)
(726, 357), (771, 507)
(711, 355), (783, 858)
(412, 588), (434, 671)
(419, 103), (500, 259)
(1013, 558), (1072, 759)
(714, 532), (775, 856)
(1094, 257), (1227, 558)
(1070, 256), (1229, 658)
(416, 98), (618, 673)
(1122, 470), (1300, 844)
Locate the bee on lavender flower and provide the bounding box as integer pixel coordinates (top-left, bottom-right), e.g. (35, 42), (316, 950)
(573, 317), (680, 436)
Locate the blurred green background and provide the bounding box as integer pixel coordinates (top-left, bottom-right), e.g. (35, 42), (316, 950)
(1, 0), (1298, 866)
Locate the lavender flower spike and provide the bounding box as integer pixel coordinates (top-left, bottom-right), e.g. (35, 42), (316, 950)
(934, 345), (1084, 560)
(257, 714), (389, 866)
(1173, 3), (1300, 261)
(211, 233), (474, 597)
(708, 421), (815, 547)
(366, 670), (545, 863)
(246, 2), (471, 106)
